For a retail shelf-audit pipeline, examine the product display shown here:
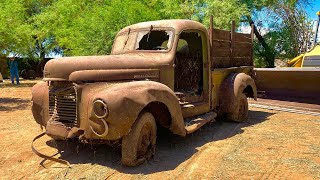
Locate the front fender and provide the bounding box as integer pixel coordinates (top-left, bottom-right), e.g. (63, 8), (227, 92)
(31, 81), (49, 127)
(83, 81), (186, 140)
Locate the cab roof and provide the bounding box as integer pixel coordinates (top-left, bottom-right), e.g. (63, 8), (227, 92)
(117, 19), (207, 35)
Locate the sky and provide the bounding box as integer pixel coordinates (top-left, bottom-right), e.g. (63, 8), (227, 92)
(239, 1), (320, 38)
(306, 1), (320, 44)
(306, 1), (320, 18)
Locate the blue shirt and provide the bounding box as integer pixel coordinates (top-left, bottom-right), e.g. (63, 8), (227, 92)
(9, 61), (18, 72)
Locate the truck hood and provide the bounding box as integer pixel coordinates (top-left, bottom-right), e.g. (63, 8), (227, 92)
(44, 54), (172, 81)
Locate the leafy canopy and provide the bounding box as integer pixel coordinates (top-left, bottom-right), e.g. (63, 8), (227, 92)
(0, 0), (315, 68)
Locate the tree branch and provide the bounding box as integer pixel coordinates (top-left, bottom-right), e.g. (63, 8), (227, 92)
(246, 16), (275, 67)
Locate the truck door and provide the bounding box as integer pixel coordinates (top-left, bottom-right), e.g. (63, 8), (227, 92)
(174, 30), (210, 118)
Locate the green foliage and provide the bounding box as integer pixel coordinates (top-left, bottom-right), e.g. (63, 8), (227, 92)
(0, 0), (315, 65)
(0, 0), (33, 56)
(34, 0), (160, 55)
(203, 0), (249, 29)
(0, 0), (249, 57)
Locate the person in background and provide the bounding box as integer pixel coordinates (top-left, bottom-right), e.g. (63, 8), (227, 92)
(9, 57), (20, 85)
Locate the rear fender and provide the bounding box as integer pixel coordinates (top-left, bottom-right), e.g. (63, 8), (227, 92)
(219, 73), (257, 114)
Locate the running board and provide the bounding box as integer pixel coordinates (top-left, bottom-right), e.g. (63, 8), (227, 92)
(185, 112), (217, 134)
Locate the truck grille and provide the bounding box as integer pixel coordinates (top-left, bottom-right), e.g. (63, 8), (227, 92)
(49, 85), (77, 127)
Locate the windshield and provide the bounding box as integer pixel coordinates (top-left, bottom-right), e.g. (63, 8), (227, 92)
(112, 29), (174, 54)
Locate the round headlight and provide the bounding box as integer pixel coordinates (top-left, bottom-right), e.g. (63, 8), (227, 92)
(93, 99), (108, 118)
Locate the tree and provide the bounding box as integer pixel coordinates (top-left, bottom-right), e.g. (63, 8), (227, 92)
(242, 0), (314, 67)
(34, 0), (161, 56)
(3, 0), (313, 67)
(0, 0), (33, 57)
(203, 0), (248, 29)
(32, 0), (250, 56)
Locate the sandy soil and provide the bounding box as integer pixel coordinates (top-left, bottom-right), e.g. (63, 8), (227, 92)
(0, 79), (319, 179)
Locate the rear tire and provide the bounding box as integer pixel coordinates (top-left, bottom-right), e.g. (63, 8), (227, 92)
(121, 112), (157, 166)
(228, 93), (248, 122)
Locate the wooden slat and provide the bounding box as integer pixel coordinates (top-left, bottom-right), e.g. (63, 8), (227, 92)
(212, 57), (231, 68)
(212, 48), (230, 57)
(234, 42), (252, 48)
(232, 57), (252, 66)
(234, 42), (253, 58)
(212, 57), (230, 61)
(234, 33), (251, 43)
(233, 47), (252, 57)
(210, 19), (253, 68)
(212, 28), (230, 40)
(212, 57), (252, 68)
(212, 41), (230, 49)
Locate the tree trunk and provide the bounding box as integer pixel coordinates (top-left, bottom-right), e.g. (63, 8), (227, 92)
(247, 16), (275, 67)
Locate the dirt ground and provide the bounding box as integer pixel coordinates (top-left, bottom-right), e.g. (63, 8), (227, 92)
(0, 79), (319, 179)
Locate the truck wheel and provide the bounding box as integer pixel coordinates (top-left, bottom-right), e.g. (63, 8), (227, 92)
(228, 93), (248, 122)
(121, 112), (157, 166)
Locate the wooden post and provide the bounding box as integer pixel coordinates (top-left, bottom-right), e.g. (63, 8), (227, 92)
(210, 15), (213, 46)
(251, 23), (254, 65)
(210, 15), (214, 68)
(230, 20), (235, 62)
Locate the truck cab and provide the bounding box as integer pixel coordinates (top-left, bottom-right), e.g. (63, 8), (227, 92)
(32, 19), (257, 166)
(112, 20), (213, 118)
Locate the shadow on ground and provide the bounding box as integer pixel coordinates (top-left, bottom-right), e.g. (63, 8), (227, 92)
(43, 109), (274, 175)
(0, 98), (30, 111)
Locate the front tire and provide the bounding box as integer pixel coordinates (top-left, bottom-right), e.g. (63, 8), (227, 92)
(121, 112), (157, 166)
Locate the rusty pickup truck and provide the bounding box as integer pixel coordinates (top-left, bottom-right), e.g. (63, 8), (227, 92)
(32, 17), (257, 166)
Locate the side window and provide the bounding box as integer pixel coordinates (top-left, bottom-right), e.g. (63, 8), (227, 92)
(175, 31), (203, 95)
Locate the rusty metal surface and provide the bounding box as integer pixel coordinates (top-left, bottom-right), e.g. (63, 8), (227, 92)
(32, 80), (186, 141)
(31, 81), (49, 127)
(254, 68), (320, 100)
(49, 84), (77, 127)
(69, 69), (159, 82)
(43, 20), (209, 82)
(185, 111), (217, 134)
(219, 73), (257, 115)
(82, 81), (186, 140)
(32, 19), (255, 147)
(31, 132), (71, 167)
(44, 54), (173, 81)
(117, 20), (207, 37)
